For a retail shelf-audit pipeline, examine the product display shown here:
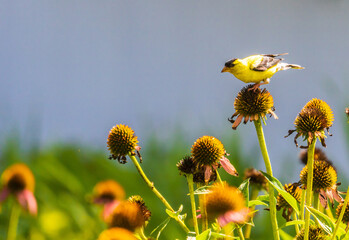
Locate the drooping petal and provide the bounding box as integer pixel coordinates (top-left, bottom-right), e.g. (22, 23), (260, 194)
(204, 165), (213, 183)
(219, 157), (238, 177)
(103, 200), (120, 220)
(232, 115), (243, 130)
(16, 189), (37, 215)
(319, 189), (328, 208)
(331, 188), (343, 203)
(217, 208), (249, 227)
(0, 187), (10, 202)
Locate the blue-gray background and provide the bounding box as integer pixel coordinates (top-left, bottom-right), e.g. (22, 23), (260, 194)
(1, 1), (349, 180)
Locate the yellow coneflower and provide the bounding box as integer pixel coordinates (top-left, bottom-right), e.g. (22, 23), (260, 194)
(300, 161), (341, 208)
(0, 163), (37, 215)
(228, 85), (278, 130)
(98, 227), (137, 240)
(107, 124), (141, 163)
(128, 195), (151, 222)
(336, 202), (349, 230)
(299, 147), (332, 166)
(205, 182), (249, 227)
(295, 225), (328, 240)
(286, 99), (334, 148)
(106, 201), (145, 232)
(92, 180), (126, 220)
(276, 183), (302, 221)
(243, 168), (268, 191)
(191, 136), (238, 182)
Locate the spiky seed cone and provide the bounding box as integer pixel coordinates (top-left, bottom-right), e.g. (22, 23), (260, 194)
(107, 201), (145, 232)
(244, 168), (268, 190)
(336, 202), (349, 224)
(1, 163), (35, 193)
(98, 228), (137, 240)
(177, 156), (196, 175)
(205, 183), (245, 220)
(299, 148), (332, 165)
(295, 225), (328, 240)
(93, 180), (125, 203)
(277, 183), (301, 213)
(300, 161), (337, 192)
(191, 136), (225, 166)
(107, 124), (138, 159)
(128, 195), (151, 222)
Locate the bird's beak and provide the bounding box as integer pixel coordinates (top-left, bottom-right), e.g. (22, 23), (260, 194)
(221, 66), (228, 73)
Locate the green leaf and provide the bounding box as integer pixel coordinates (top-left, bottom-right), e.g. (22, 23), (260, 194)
(193, 185), (212, 195)
(279, 229), (293, 240)
(248, 200), (268, 207)
(238, 178), (250, 203)
(261, 171), (300, 215)
(280, 220), (304, 229)
(166, 205), (187, 222)
(211, 232), (239, 239)
(257, 194), (270, 205)
(150, 217), (171, 240)
(196, 229), (211, 240)
(306, 206), (335, 235)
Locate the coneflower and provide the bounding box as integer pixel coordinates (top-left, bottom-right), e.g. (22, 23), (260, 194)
(244, 168), (268, 191)
(299, 147), (332, 166)
(295, 225), (328, 240)
(128, 195), (151, 223)
(276, 183), (302, 221)
(98, 227), (137, 240)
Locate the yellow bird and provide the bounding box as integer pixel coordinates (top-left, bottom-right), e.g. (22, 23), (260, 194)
(221, 53), (304, 91)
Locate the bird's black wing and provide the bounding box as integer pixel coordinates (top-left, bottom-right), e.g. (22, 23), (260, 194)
(251, 56), (282, 72)
(261, 53), (288, 57)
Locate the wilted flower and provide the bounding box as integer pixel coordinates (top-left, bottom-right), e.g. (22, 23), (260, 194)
(300, 161), (342, 208)
(176, 156), (196, 176)
(228, 85), (277, 130)
(276, 183), (302, 221)
(98, 227), (137, 240)
(286, 99), (334, 148)
(128, 195), (151, 222)
(0, 163), (37, 215)
(191, 136), (238, 182)
(336, 202), (349, 230)
(92, 180), (126, 219)
(193, 165), (218, 184)
(299, 147), (332, 166)
(205, 182), (249, 227)
(106, 201), (145, 232)
(107, 124), (141, 163)
(295, 225), (328, 240)
(243, 168), (268, 191)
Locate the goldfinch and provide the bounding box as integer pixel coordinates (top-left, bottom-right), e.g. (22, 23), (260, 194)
(221, 53), (304, 90)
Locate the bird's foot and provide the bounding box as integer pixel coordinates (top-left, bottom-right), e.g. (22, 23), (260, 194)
(248, 83), (261, 92)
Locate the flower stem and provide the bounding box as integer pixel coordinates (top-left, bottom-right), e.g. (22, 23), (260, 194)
(304, 138), (317, 240)
(254, 119), (279, 240)
(7, 202), (21, 240)
(313, 192), (319, 211)
(186, 174), (199, 236)
(129, 155), (190, 233)
(331, 186), (349, 240)
(244, 187), (259, 238)
(198, 183), (208, 232)
(292, 211), (300, 234)
(216, 169), (223, 184)
(237, 226), (245, 240)
(300, 189), (306, 221)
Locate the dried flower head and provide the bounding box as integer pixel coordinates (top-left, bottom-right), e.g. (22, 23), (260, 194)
(286, 99), (334, 148)
(128, 195), (151, 222)
(228, 85), (278, 130)
(295, 225), (328, 240)
(107, 201), (145, 232)
(336, 202), (349, 228)
(92, 180), (126, 219)
(205, 182), (249, 227)
(276, 183), (302, 221)
(177, 156), (196, 176)
(98, 227), (137, 240)
(107, 124), (141, 163)
(299, 147), (332, 166)
(243, 168), (268, 191)
(193, 165), (218, 184)
(300, 161), (341, 208)
(191, 136), (238, 182)
(0, 163), (37, 215)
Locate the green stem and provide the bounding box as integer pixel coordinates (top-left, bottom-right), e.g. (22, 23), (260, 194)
(254, 119), (279, 240)
(300, 189), (306, 221)
(331, 186), (349, 240)
(198, 183), (208, 232)
(7, 202), (21, 240)
(313, 192), (319, 211)
(216, 169), (223, 184)
(186, 175), (199, 236)
(244, 187), (259, 238)
(138, 227), (148, 240)
(304, 139), (317, 240)
(129, 155), (190, 233)
(237, 227), (245, 240)
(292, 211), (300, 234)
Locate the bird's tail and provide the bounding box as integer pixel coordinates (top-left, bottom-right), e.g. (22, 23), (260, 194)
(278, 63), (304, 71)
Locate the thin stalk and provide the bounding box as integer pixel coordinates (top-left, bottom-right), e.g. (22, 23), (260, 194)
(186, 174), (199, 236)
(216, 169), (223, 184)
(7, 202), (21, 240)
(254, 119), (279, 240)
(237, 227), (245, 240)
(129, 155), (189, 233)
(300, 189), (306, 221)
(304, 139), (317, 240)
(331, 186), (349, 240)
(292, 211), (300, 234)
(313, 192), (319, 211)
(138, 228), (148, 240)
(326, 207), (334, 221)
(198, 183), (208, 231)
(244, 187), (259, 238)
